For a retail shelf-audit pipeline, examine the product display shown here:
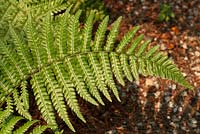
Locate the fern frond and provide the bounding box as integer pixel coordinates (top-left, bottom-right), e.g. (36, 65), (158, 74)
(0, 115), (23, 134)
(129, 56), (139, 80)
(26, 15), (43, 67)
(88, 53), (112, 102)
(0, 97), (13, 125)
(145, 45), (160, 58)
(31, 74), (58, 130)
(110, 52), (125, 86)
(41, 14), (55, 63)
(100, 52), (120, 101)
(0, 11), (193, 133)
(31, 125), (49, 134)
(0, 40), (25, 79)
(77, 55), (104, 105)
(120, 54), (133, 81)
(81, 11), (95, 52)
(136, 40), (151, 57)
(55, 11), (70, 59)
(13, 120), (38, 134)
(0, 78), (14, 104)
(126, 34), (144, 54)
(116, 26), (140, 53)
(0, 111), (49, 134)
(9, 25), (33, 73)
(0, 59), (18, 85)
(0, 0), (69, 40)
(104, 16), (122, 51)
(66, 13), (80, 54)
(65, 58), (98, 106)
(93, 16), (109, 51)
(20, 81), (29, 111)
(12, 89), (31, 120)
(52, 62), (86, 123)
(41, 67), (75, 132)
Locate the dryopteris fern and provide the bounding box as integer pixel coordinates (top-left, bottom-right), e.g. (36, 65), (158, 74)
(0, 0), (105, 41)
(0, 0), (71, 40)
(0, 97), (51, 134)
(0, 10), (192, 133)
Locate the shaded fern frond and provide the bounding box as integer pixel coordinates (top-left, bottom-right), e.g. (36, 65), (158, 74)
(0, 0), (69, 40)
(0, 97), (49, 134)
(0, 10), (193, 133)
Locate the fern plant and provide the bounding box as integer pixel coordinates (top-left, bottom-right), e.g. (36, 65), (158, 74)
(0, 8), (192, 134)
(0, 97), (51, 134)
(0, 0), (105, 41)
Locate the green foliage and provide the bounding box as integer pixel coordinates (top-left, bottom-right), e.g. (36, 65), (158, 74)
(0, 0), (192, 133)
(68, 0), (106, 21)
(0, 97), (50, 134)
(158, 3), (175, 22)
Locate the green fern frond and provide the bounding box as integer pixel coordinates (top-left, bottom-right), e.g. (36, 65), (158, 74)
(0, 97), (13, 125)
(116, 26), (140, 53)
(65, 58), (98, 106)
(41, 14), (55, 63)
(9, 25), (33, 73)
(20, 81), (29, 111)
(0, 40), (25, 80)
(12, 89), (31, 120)
(93, 16), (109, 51)
(104, 16), (122, 51)
(55, 11), (70, 58)
(26, 14), (43, 67)
(52, 62), (86, 123)
(77, 55), (104, 105)
(88, 53), (112, 102)
(31, 125), (49, 134)
(81, 10), (95, 52)
(0, 115), (23, 134)
(0, 9), (193, 133)
(13, 120), (38, 134)
(100, 52), (120, 101)
(66, 14), (80, 54)
(31, 74), (58, 130)
(126, 34), (144, 54)
(110, 52), (125, 86)
(0, 0), (69, 40)
(41, 67), (75, 132)
(0, 106), (50, 134)
(120, 54), (133, 82)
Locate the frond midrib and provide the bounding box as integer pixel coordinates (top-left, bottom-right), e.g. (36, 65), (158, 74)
(2, 50), (184, 95)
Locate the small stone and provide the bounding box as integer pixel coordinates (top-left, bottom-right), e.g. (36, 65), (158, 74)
(154, 91), (160, 98)
(137, 122), (143, 126)
(173, 106), (178, 112)
(195, 51), (200, 57)
(184, 57), (188, 60)
(105, 130), (117, 134)
(182, 43), (188, 49)
(171, 84), (176, 90)
(160, 44), (166, 50)
(169, 101), (173, 108)
(170, 122), (176, 128)
(182, 72), (187, 77)
(178, 107), (183, 112)
(145, 78), (154, 87)
(191, 118), (197, 124)
(165, 96), (171, 102)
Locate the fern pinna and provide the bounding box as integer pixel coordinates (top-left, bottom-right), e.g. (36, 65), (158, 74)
(0, 10), (192, 133)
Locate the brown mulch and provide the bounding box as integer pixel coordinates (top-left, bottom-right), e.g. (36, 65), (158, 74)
(32, 0), (200, 133)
